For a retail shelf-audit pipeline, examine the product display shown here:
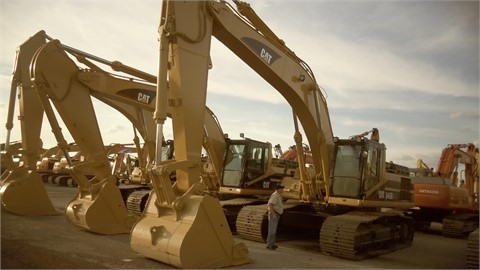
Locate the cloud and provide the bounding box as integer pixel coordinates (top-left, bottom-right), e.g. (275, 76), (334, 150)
(203, 0), (479, 121)
(104, 124), (130, 136)
(297, 31), (476, 98)
(0, 0), (478, 171)
(449, 111), (480, 120)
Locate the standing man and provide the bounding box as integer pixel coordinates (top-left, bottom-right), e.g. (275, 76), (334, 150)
(266, 183), (284, 250)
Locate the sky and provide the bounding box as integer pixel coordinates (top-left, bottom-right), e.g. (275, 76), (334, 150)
(0, 0), (479, 171)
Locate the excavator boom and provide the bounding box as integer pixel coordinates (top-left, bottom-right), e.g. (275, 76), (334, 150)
(130, 1), (251, 268)
(129, 0), (414, 265)
(4, 26), (255, 266)
(0, 31), (57, 216)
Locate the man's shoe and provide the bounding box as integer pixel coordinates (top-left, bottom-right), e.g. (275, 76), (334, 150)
(266, 245), (276, 250)
(272, 245), (278, 249)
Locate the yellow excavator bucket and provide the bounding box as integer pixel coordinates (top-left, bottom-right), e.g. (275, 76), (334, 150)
(131, 192), (251, 268)
(65, 180), (136, 235)
(0, 167), (58, 216)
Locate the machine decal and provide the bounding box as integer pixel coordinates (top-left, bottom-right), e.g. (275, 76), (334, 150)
(378, 190), (394, 199)
(241, 37), (280, 65)
(418, 189), (440, 194)
(117, 89), (156, 105)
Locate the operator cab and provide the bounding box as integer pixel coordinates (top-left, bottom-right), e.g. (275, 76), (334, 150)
(330, 137), (385, 199)
(221, 138), (275, 191)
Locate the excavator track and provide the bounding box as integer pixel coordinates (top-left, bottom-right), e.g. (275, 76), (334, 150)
(236, 204), (268, 242)
(320, 211), (414, 260)
(467, 228), (479, 269)
(57, 176), (78, 187)
(236, 202), (316, 242)
(40, 173), (58, 185)
(125, 189), (150, 216)
(220, 197), (266, 233)
(442, 213), (479, 238)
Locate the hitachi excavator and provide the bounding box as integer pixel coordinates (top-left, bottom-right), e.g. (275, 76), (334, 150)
(408, 143), (479, 237)
(127, 0), (414, 266)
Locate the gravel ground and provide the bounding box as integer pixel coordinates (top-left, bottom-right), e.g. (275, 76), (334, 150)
(1, 184), (472, 269)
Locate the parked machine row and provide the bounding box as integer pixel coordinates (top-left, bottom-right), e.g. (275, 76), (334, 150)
(6, 0), (473, 268)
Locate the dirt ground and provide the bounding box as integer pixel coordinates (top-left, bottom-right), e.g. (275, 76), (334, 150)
(1, 184), (474, 269)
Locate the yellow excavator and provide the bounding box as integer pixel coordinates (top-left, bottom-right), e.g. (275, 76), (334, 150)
(128, 0), (415, 266)
(1, 32), (58, 216)
(1, 140), (25, 174)
(36, 143), (74, 184)
(2, 29), (268, 267)
(5, 30), (297, 231)
(2, 31), (189, 232)
(2, 0), (415, 267)
(1, 31), (165, 229)
(28, 33), (251, 267)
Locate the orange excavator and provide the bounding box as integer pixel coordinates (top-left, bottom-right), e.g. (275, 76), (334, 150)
(275, 143), (314, 166)
(409, 143), (479, 237)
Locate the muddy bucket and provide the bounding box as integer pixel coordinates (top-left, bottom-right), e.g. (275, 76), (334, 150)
(0, 167), (58, 216)
(65, 180), (136, 234)
(130, 192), (251, 268)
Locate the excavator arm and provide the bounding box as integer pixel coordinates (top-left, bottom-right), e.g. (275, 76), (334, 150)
(130, 0), (414, 266)
(0, 31), (58, 215)
(208, 0), (334, 188)
(2, 27), (247, 267)
(130, 2), (251, 268)
(4, 32), (47, 168)
(130, 0), (334, 267)
(30, 40), (138, 234)
(210, 0), (334, 201)
(434, 144), (477, 179)
(28, 37), (232, 232)
(141, 0), (335, 205)
(2, 29), (231, 228)
(432, 143), (479, 204)
(207, 1), (412, 209)
(72, 46), (229, 192)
